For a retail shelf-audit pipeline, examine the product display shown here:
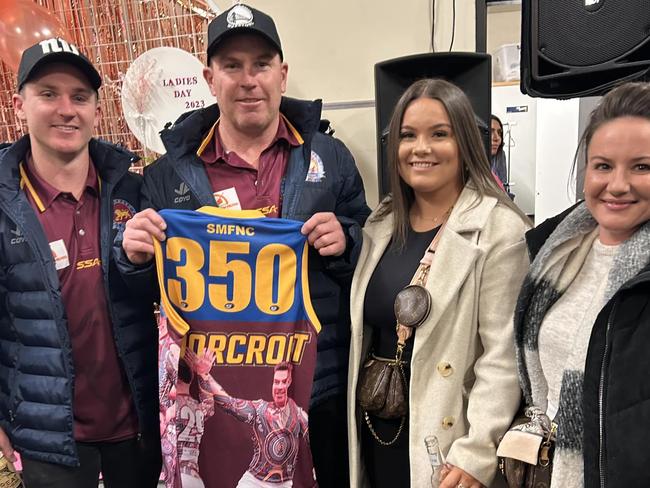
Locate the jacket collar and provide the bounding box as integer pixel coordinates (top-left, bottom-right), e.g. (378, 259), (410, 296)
(525, 201), (582, 261)
(446, 185), (498, 234)
(160, 96), (323, 163)
(0, 135), (137, 202)
(622, 263), (650, 288)
(88, 138), (139, 185)
(364, 185), (498, 239)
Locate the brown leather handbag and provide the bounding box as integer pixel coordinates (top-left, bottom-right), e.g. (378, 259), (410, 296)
(357, 352), (407, 419)
(497, 408), (556, 488)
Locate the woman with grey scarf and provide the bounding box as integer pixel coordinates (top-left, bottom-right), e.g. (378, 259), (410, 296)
(514, 81), (650, 488)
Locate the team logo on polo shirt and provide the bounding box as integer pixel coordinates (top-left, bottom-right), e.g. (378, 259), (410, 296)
(227, 5), (254, 28)
(305, 151), (326, 183)
(112, 199), (136, 231)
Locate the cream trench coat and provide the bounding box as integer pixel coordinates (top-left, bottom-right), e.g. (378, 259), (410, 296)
(347, 187), (530, 487)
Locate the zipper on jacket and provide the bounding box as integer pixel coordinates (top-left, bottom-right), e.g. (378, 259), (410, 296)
(598, 302), (617, 488)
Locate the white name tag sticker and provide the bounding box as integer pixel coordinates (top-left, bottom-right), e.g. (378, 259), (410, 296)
(49, 239), (70, 270)
(213, 187), (242, 210)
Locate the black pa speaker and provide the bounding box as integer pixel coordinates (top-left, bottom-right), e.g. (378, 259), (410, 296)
(374, 52), (491, 198)
(521, 0), (650, 98)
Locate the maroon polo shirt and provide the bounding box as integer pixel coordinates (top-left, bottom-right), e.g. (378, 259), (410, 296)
(198, 114), (302, 217)
(21, 159), (138, 442)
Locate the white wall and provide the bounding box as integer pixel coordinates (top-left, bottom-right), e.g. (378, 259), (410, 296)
(486, 2), (586, 222)
(534, 98), (580, 222)
(491, 84), (536, 216)
(487, 3), (521, 56)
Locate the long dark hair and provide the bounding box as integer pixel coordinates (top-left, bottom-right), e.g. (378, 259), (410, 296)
(375, 78), (526, 247)
(490, 114), (504, 156)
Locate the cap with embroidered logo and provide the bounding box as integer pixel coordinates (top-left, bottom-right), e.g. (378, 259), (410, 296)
(17, 38), (102, 91)
(207, 4), (283, 61)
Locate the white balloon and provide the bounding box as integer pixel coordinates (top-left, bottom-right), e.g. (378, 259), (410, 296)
(121, 47), (214, 155)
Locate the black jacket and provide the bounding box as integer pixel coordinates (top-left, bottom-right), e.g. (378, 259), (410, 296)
(0, 136), (159, 466)
(137, 98), (370, 407)
(526, 211), (650, 488)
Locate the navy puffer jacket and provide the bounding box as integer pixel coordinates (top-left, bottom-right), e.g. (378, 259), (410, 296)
(0, 136), (159, 466)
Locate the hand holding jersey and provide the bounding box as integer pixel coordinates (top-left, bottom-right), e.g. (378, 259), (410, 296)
(300, 212), (346, 257)
(123, 208), (167, 264)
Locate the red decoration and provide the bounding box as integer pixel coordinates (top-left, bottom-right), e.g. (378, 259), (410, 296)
(0, 0), (71, 72)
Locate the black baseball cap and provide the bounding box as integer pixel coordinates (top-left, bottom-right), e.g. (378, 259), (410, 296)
(17, 38), (102, 91)
(207, 4), (283, 62)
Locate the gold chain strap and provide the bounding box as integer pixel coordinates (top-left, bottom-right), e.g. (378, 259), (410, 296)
(363, 410), (406, 446)
(363, 351), (408, 446)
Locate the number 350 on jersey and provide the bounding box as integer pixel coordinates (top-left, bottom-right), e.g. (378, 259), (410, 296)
(153, 207), (321, 339)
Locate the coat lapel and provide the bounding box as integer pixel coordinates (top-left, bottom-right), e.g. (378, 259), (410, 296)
(414, 187), (497, 343)
(419, 227), (480, 338)
(350, 214), (393, 344)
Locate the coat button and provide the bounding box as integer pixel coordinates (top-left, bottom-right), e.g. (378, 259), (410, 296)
(442, 416), (455, 429)
(437, 362), (453, 377)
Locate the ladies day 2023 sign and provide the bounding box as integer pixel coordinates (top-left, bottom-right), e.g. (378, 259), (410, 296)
(121, 47), (214, 154)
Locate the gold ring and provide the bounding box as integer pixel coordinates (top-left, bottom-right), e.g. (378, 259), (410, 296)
(457, 484), (465, 488)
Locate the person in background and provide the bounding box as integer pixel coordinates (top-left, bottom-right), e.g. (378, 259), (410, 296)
(0, 38), (160, 487)
(515, 81), (650, 488)
(347, 78), (530, 488)
(120, 4), (370, 487)
(490, 114), (508, 190)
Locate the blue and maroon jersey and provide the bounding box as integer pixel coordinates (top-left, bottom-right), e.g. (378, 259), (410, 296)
(155, 207), (320, 488)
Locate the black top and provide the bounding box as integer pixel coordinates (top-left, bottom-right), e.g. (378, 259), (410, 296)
(360, 224), (439, 488)
(364, 225), (439, 360)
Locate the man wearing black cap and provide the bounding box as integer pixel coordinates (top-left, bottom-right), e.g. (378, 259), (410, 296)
(0, 38), (161, 487)
(121, 4), (369, 487)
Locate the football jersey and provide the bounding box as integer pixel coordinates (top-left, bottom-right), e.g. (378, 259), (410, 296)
(155, 207), (320, 488)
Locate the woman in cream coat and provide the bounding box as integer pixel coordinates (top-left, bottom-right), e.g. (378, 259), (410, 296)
(347, 79), (530, 488)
